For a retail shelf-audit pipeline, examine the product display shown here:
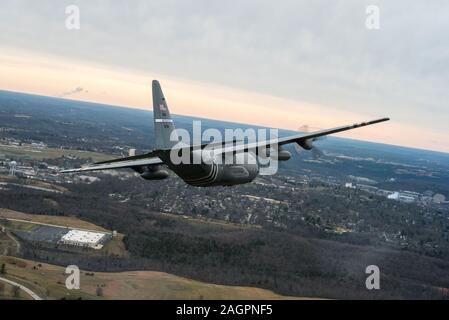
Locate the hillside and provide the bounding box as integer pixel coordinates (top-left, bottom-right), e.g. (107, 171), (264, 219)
(0, 256), (302, 300)
(0, 211), (304, 300)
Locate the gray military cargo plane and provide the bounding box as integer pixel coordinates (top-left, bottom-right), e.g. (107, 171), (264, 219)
(61, 80), (390, 187)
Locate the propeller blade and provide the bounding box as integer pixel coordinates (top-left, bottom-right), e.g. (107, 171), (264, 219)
(295, 124), (327, 158)
(311, 147), (325, 159)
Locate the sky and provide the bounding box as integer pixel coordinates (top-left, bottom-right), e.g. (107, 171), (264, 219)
(0, 0), (448, 152)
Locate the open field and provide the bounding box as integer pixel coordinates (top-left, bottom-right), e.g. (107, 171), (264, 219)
(0, 256), (97, 300)
(0, 256), (303, 300)
(0, 175), (69, 193)
(159, 211), (262, 230)
(0, 143), (112, 162)
(2, 220), (39, 232)
(0, 209), (109, 232)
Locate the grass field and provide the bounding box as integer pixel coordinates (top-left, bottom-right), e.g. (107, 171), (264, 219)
(159, 211), (262, 230)
(0, 256), (301, 300)
(0, 143), (112, 162)
(0, 209), (109, 232)
(0, 256), (98, 300)
(0, 175), (69, 193)
(0, 279), (32, 300)
(2, 220), (39, 232)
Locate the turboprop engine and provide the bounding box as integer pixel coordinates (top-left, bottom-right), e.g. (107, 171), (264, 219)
(135, 164), (169, 180)
(261, 146), (292, 161)
(297, 139), (314, 150)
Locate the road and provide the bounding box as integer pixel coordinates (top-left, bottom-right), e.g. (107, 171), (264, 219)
(6, 230), (21, 253)
(0, 276), (43, 300)
(1, 224), (21, 255)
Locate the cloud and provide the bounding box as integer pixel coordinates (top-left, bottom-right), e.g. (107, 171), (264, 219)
(0, 0), (447, 149)
(58, 87), (86, 98)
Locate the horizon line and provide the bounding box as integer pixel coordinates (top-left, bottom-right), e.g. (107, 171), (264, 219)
(1, 88), (447, 157)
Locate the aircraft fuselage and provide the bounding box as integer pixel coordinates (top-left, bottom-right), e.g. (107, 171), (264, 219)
(158, 151), (259, 187)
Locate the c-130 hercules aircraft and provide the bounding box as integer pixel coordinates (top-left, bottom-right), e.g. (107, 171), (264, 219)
(62, 80), (390, 187)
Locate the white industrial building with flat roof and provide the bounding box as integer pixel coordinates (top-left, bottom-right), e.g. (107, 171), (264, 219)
(60, 230), (107, 249)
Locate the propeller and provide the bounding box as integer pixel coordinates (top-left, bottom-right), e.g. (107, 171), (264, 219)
(294, 125), (327, 159)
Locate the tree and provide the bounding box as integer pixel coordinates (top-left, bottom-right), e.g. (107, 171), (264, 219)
(12, 285), (20, 298)
(96, 286), (103, 297)
(0, 263), (6, 275)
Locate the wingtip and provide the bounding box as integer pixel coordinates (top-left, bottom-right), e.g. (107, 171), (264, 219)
(372, 117), (390, 124)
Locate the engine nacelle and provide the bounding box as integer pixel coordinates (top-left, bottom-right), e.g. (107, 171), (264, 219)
(274, 150), (292, 161)
(261, 148), (292, 161)
(136, 165), (169, 180)
(141, 170), (169, 180)
(297, 139), (314, 150)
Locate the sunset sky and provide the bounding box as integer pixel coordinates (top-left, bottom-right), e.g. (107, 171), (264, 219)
(0, 1), (448, 152)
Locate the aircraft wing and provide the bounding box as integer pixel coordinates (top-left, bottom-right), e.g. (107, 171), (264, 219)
(60, 157), (163, 173)
(213, 118), (390, 154)
(93, 151), (160, 165)
(61, 118), (389, 173)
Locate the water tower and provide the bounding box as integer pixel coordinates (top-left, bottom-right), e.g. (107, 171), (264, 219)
(9, 161), (17, 176)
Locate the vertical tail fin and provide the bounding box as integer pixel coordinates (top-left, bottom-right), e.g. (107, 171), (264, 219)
(153, 80), (177, 149)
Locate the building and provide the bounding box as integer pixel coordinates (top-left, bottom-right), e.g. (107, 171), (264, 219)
(377, 189), (394, 197)
(387, 192), (399, 200)
(357, 184), (379, 193)
(400, 191), (420, 201)
(398, 194), (415, 203)
(387, 191), (416, 203)
(60, 230), (108, 249)
(433, 194), (446, 204)
(76, 175), (100, 184)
